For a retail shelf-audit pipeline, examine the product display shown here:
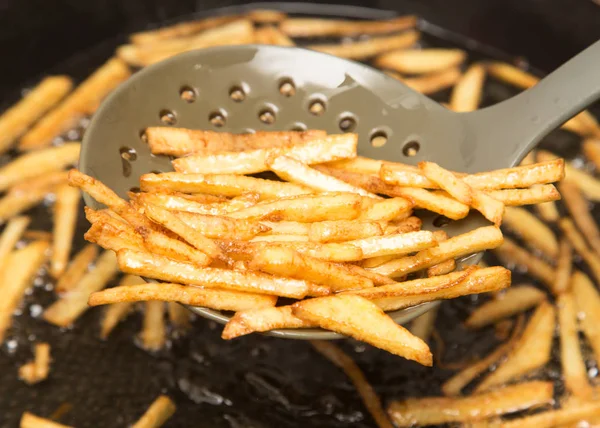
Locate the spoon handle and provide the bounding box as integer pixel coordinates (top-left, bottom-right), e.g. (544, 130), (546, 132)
(465, 39), (600, 170)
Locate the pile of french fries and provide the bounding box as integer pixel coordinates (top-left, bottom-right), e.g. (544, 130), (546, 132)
(2, 7), (600, 428)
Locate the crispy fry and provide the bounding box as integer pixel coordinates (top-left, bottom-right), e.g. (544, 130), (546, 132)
(20, 412), (73, 428)
(140, 301), (166, 351)
(388, 381), (553, 426)
(583, 138), (600, 169)
(572, 271), (600, 363)
(409, 306), (438, 343)
(552, 239), (572, 295)
(500, 401), (600, 428)
(475, 302), (555, 392)
(390, 216), (422, 233)
(43, 250), (118, 327)
(55, 244), (98, 293)
(449, 63), (486, 112)
(538, 150), (600, 201)
(146, 128), (325, 156)
(255, 26), (295, 46)
(20, 59), (130, 149)
(130, 15), (240, 44)
(466, 285), (546, 328)
(309, 31), (418, 60)
(50, 184), (80, 278)
(293, 294), (432, 365)
(560, 180), (600, 255)
(117, 249), (328, 298)
(323, 156), (383, 175)
(19, 343), (51, 385)
(251, 234), (308, 242)
(308, 220), (383, 243)
(249, 246), (372, 292)
(502, 206), (558, 258)
(0, 188), (49, 223)
(172, 133), (357, 174)
(348, 230), (437, 258)
(247, 9), (287, 23)
(23, 230), (52, 241)
(560, 218), (600, 285)
(442, 316), (525, 396)
(375, 48), (467, 74)
(261, 221), (310, 236)
(394, 187), (470, 220)
(314, 164), (408, 197)
(99, 275), (140, 339)
(558, 291), (594, 399)
(360, 198), (413, 222)
(280, 15), (417, 37)
(493, 237), (554, 288)
(220, 239), (364, 262)
(222, 306), (313, 339)
(387, 67), (462, 94)
(0, 76), (72, 153)
(535, 200), (560, 222)
(131, 395), (176, 428)
(370, 226), (503, 278)
(311, 340), (394, 428)
(485, 186), (560, 206)
(84, 220), (146, 253)
(0, 240), (49, 342)
(268, 154), (378, 197)
(0, 215), (30, 273)
(139, 227), (212, 266)
(427, 258), (456, 277)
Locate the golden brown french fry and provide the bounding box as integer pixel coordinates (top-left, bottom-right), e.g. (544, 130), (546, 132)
(55, 244), (98, 293)
(500, 401), (600, 428)
(130, 192), (230, 215)
(247, 9), (287, 23)
(268, 154), (378, 197)
(387, 67), (462, 94)
(388, 381), (553, 426)
(347, 230), (436, 258)
(255, 26), (295, 46)
(140, 301), (166, 351)
(117, 249), (328, 298)
(261, 221), (310, 236)
(449, 63), (486, 112)
(0, 189), (49, 224)
(558, 291), (594, 399)
(84, 221), (146, 254)
(371, 226), (503, 278)
(427, 258), (456, 277)
(475, 302), (555, 392)
(0, 215), (30, 273)
(375, 48), (466, 74)
(19, 342), (51, 385)
(293, 294), (432, 364)
(311, 340), (394, 428)
(43, 250), (118, 327)
(502, 206), (558, 258)
(308, 220), (383, 243)
(572, 271), (600, 364)
(390, 216), (422, 233)
(280, 15), (417, 37)
(99, 275), (140, 339)
(22, 230), (53, 241)
(465, 285), (546, 328)
(409, 306), (438, 343)
(50, 184), (80, 278)
(560, 218), (600, 286)
(583, 138), (600, 169)
(535, 200), (560, 222)
(20, 59), (130, 150)
(394, 187), (470, 220)
(146, 128), (325, 156)
(20, 412), (73, 428)
(538, 150), (600, 201)
(249, 246), (371, 292)
(323, 156), (383, 175)
(0, 240), (49, 342)
(552, 239), (572, 295)
(442, 316), (525, 396)
(309, 31), (418, 60)
(493, 237), (554, 288)
(359, 198), (413, 222)
(0, 76), (72, 153)
(130, 15), (240, 44)
(313, 165), (406, 197)
(168, 302), (191, 331)
(131, 395), (176, 428)
(222, 306), (313, 339)
(173, 134), (358, 174)
(560, 180), (600, 255)
(251, 234), (308, 242)
(139, 227), (212, 266)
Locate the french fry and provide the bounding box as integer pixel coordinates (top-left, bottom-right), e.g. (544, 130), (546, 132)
(311, 340), (394, 428)
(130, 192), (230, 215)
(379, 162), (438, 188)
(247, 9), (287, 24)
(558, 291), (594, 399)
(0, 188), (51, 223)
(359, 198), (413, 222)
(387, 67), (461, 94)
(388, 381), (553, 426)
(268, 154), (379, 197)
(99, 275), (141, 339)
(139, 227), (212, 266)
(344, 263), (396, 286)
(559, 180), (600, 255)
(502, 206), (558, 258)
(23, 230), (53, 241)
(427, 258), (456, 277)
(409, 306), (438, 343)
(535, 200), (560, 222)
(0, 76), (72, 153)
(0, 215), (30, 273)
(168, 302), (191, 331)
(0, 143), (80, 192)
(43, 250), (118, 327)
(255, 26), (295, 46)
(130, 15), (240, 44)
(131, 395), (176, 428)
(55, 243), (98, 293)
(449, 63), (486, 112)
(500, 401), (600, 428)
(20, 412), (73, 428)
(293, 294), (432, 365)
(323, 156), (383, 175)
(140, 172), (312, 200)
(309, 31), (418, 60)
(572, 271), (600, 363)
(172, 133), (358, 174)
(347, 230), (437, 258)
(442, 316), (525, 396)
(146, 128), (325, 156)
(375, 48), (467, 74)
(261, 221), (310, 236)
(140, 301), (166, 351)
(0, 240), (49, 342)
(19, 59), (130, 150)
(493, 237), (554, 288)
(90, 281), (278, 311)
(117, 249), (329, 298)
(394, 187), (470, 220)
(10, 170), (70, 195)
(314, 165), (412, 197)
(251, 234), (308, 242)
(19, 342), (51, 385)
(537, 150), (600, 201)
(308, 220), (383, 243)
(560, 218), (600, 286)
(85, 220), (146, 254)
(222, 306), (313, 339)
(370, 226), (503, 278)
(390, 216), (422, 233)
(249, 246), (372, 292)
(475, 302), (555, 392)
(583, 138), (600, 169)
(552, 239), (572, 295)
(50, 184), (80, 278)
(280, 15), (417, 37)
(465, 285), (546, 328)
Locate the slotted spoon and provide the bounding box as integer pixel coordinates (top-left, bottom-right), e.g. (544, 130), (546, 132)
(80, 41), (600, 339)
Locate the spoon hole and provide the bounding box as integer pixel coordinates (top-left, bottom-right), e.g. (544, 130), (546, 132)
(259, 107), (276, 125)
(308, 99), (326, 116)
(179, 86), (197, 103)
(338, 115), (357, 132)
(279, 78), (296, 97)
(433, 215), (452, 228)
(229, 85), (246, 102)
(403, 140), (420, 157)
(370, 130), (388, 147)
(209, 110), (227, 128)
(289, 123), (307, 131)
(159, 109), (177, 125)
